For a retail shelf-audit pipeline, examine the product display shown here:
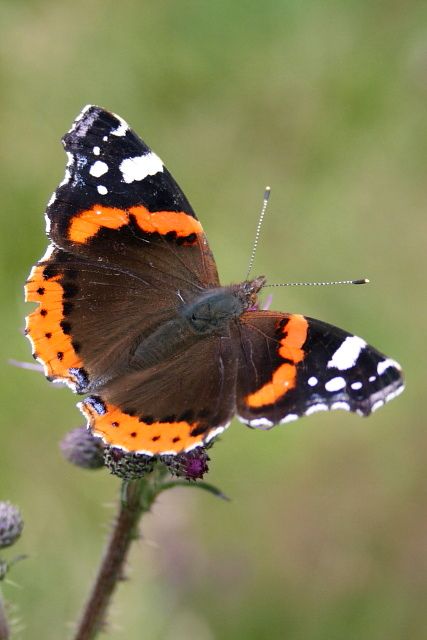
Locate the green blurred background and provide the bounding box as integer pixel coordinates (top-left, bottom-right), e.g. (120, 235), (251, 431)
(1, 1), (426, 638)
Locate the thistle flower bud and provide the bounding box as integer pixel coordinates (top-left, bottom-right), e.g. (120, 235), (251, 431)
(60, 427), (104, 469)
(0, 502), (23, 548)
(163, 448), (210, 480)
(103, 447), (155, 480)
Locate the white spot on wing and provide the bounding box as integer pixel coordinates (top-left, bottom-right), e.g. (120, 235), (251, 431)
(327, 336), (366, 370)
(47, 192), (56, 207)
(97, 185), (108, 195)
(308, 376), (318, 387)
(331, 401), (350, 411)
(93, 146), (100, 156)
(120, 152), (163, 183)
(90, 161), (108, 178)
(281, 413), (298, 424)
(247, 417), (274, 428)
(305, 404), (328, 415)
(205, 423), (229, 443)
(325, 376), (346, 392)
(68, 104), (92, 133)
(111, 113), (129, 137)
(377, 358), (401, 375)
(39, 243), (56, 262)
(385, 385), (404, 402)
(59, 152), (75, 187)
(351, 381), (363, 390)
(44, 212), (51, 233)
(371, 399), (384, 412)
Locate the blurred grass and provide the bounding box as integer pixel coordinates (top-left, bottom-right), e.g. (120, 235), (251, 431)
(0, 0), (426, 638)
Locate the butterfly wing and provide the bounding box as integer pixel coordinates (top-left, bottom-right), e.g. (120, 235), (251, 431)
(25, 106), (219, 396)
(236, 311), (404, 427)
(48, 105), (218, 288)
(80, 333), (238, 455)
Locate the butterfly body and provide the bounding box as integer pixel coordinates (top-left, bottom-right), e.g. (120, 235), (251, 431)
(25, 106), (404, 456)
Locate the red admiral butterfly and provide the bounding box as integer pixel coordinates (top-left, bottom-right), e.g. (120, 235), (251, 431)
(25, 106), (404, 456)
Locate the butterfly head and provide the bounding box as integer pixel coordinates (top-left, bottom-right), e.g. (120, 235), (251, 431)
(237, 275), (267, 311)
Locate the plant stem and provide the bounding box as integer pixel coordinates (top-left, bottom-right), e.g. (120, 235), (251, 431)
(0, 588), (10, 640)
(72, 476), (158, 640)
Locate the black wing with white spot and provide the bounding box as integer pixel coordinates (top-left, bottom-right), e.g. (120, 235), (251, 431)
(236, 311), (404, 428)
(47, 105), (197, 244)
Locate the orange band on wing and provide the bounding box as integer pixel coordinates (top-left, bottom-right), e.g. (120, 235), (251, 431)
(68, 206), (128, 243)
(245, 314), (308, 408)
(25, 262), (84, 386)
(81, 399), (208, 455)
(68, 204), (203, 244)
(277, 314), (307, 364)
(129, 206), (203, 237)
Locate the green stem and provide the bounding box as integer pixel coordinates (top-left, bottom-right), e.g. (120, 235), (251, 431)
(72, 473), (161, 640)
(0, 588), (10, 640)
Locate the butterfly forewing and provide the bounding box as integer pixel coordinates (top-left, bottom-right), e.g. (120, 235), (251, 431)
(236, 311), (404, 427)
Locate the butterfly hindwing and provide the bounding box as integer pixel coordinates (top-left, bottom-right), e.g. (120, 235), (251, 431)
(80, 333), (238, 454)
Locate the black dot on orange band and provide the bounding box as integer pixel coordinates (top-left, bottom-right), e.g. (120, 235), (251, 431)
(40, 309), (48, 317)
(130, 432), (137, 438)
(152, 435), (161, 441)
(45, 332), (52, 339)
(57, 352), (64, 361)
(111, 421), (119, 427)
(172, 436), (181, 443)
(37, 287), (45, 295)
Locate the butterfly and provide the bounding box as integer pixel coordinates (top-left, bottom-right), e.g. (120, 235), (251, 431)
(25, 106), (404, 456)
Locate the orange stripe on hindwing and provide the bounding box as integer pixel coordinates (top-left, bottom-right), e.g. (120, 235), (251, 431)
(245, 315), (309, 408)
(81, 399), (209, 455)
(24, 260), (84, 388)
(68, 205), (203, 244)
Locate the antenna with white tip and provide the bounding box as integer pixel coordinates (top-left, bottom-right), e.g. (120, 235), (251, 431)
(265, 278), (370, 287)
(246, 186), (271, 280)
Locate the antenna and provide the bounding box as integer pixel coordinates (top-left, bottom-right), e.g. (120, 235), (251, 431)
(265, 278), (369, 287)
(246, 186), (271, 280)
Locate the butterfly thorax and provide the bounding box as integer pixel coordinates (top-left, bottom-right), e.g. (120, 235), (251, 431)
(184, 275), (266, 335)
(130, 276), (266, 369)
